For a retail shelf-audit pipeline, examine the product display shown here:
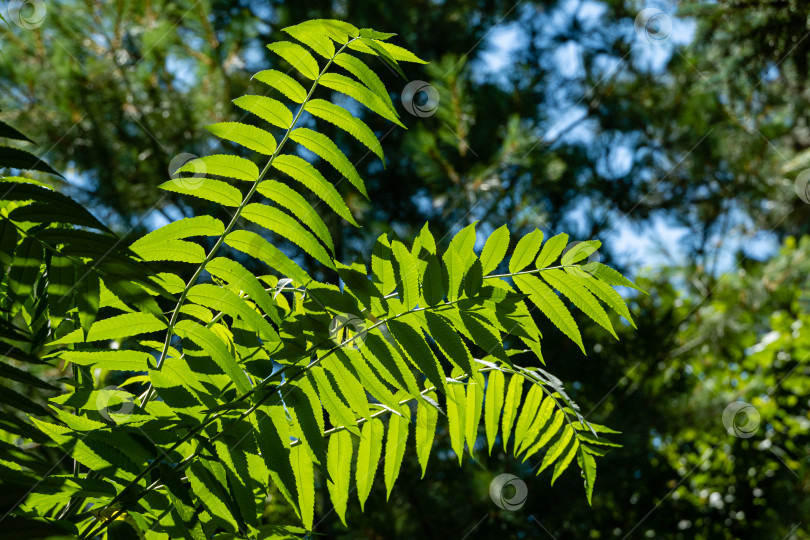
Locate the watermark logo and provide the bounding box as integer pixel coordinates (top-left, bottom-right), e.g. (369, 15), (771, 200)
(329, 313), (368, 350)
(634, 8), (672, 44)
(169, 152), (206, 190)
(401, 80), (440, 118)
(96, 386), (136, 424)
(722, 401), (760, 438)
(489, 473), (528, 511)
(794, 169), (810, 204)
(562, 241), (602, 276)
(6, 0), (46, 29)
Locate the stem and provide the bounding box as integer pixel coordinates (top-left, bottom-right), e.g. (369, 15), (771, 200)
(484, 264), (581, 279)
(82, 39), (362, 540)
(290, 374), (476, 445)
(81, 290), (582, 539)
(79, 291), (459, 539)
(140, 38), (357, 406)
